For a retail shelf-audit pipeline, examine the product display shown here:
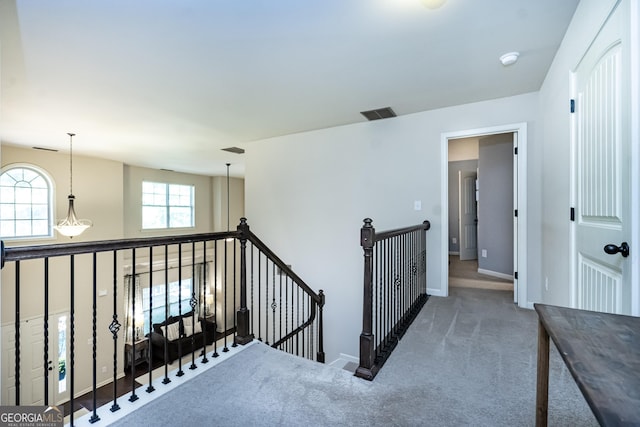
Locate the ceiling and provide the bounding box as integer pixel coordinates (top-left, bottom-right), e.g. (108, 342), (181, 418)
(0, 0), (579, 177)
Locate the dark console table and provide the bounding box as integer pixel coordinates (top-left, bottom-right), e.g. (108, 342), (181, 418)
(534, 303), (640, 426)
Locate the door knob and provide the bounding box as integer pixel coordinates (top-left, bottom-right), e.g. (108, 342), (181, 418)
(603, 242), (630, 258)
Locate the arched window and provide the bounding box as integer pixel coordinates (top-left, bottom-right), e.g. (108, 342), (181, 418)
(0, 165), (54, 239)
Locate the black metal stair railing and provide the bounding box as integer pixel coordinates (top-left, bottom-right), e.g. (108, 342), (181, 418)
(355, 218), (430, 381)
(0, 218), (324, 425)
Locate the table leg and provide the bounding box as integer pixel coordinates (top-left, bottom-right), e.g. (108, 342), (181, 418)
(536, 318), (550, 427)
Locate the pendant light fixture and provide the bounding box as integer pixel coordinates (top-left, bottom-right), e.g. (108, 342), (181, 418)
(54, 133), (92, 238)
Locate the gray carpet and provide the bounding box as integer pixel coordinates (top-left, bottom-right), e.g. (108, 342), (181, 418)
(110, 288), (598, 426)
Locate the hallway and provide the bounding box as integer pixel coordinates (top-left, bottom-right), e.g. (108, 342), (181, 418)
(449, 255), (513, 291)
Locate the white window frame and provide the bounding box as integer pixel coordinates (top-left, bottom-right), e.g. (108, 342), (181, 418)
(141, 181), (195, 230)
(0, 163), (55, 240)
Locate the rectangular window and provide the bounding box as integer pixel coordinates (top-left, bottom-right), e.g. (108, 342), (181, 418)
(142, 181), (194, 229)
(141, 279), (193, 335)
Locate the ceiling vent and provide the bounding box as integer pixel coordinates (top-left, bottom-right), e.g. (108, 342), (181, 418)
(360, 107), (396, 121)
(221, 146), (245, 154)
(32, 146), (59, 152)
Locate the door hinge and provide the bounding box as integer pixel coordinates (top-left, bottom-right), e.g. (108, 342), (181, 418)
(514, 209), (518, 217)
(514, 271), (518, 280)
(570, 207), (575, 222)
(514, 147), (518, 155)
(570, 99), (575, 113)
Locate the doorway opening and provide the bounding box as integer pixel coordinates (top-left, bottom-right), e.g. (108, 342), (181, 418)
(440, 123), (529, 308)
(448, 135), (514, 292)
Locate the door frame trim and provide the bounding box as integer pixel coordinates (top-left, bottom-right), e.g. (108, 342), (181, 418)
(439, 122), (529, 308)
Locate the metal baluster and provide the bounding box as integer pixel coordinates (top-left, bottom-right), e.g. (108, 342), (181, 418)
(265, 259), (269, 345)
(212, 241), (219, 358)
(279, 269), (283, 347)
(271, 261), (276, 347)
(163, 245), (172, 382)
(232, 239), (238, 347)
(250, 242), (254, 338)
(201, 243), (209, 363)
(70, 255), (76, 425)
(129, 249), (139, 401)
(222, 237), (229, 353)
(109, 250), (121, 413)
(176, 244), (186, 374)
(148, 246), (158, 388)
(189, 244), (198, 370)
(14, 260), (20, 405)
(296, 285), (300, 356)
(89, 252), (100, 423)
(257, 252), (262, 342)
(43, 258), (49, 406)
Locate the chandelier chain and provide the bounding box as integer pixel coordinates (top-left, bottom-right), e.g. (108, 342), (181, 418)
(67, 132), (75, 195)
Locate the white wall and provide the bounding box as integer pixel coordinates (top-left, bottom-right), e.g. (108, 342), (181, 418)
(538, 0), (620, 307)
(245, 92), (540, 363)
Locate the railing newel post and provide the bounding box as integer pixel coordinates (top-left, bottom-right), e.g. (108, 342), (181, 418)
(235, 218), (254, 345)
(317, 290), (325, 363)
(356, 218), (376, 380)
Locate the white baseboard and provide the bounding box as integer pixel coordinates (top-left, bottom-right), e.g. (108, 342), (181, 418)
(477, 268), (513, 281)
(328, 353), (358, 368)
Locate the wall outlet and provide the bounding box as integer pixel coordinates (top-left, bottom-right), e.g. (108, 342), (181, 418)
(481, 249), (487, 258)
(452, 237), (457, 244)
(545, 277), (549, 291)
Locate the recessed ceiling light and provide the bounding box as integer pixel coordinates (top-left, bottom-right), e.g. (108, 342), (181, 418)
(500, 52), (520, 66)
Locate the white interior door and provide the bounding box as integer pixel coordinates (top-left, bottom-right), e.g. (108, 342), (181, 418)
(1, 314), (69, 406)
(1, 318), (45, 405)
(458, 170), (478, 261)
(572, 1), (631, 314)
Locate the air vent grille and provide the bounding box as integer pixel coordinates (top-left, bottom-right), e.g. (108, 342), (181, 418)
(221, 146), (245, 154)
(360, 107), (396, 121)
(32, 146), (59, 152)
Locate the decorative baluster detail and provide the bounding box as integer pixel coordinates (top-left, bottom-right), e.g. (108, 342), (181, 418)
(189, 243), (198, 369)
(278, 271), (283, 347)
(271, 262), (276, 347)
(43, 258), (49, 406)
(110, 250), (121, 413)
(70, 255), (76, 425)
(189, 291), (198, 370)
